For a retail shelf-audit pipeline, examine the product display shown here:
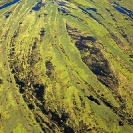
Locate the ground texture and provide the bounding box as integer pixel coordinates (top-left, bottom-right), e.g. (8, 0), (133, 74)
(0, 0), (133, 132)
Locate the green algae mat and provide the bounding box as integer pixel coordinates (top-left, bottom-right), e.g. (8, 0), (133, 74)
(0, 0), (133, 132)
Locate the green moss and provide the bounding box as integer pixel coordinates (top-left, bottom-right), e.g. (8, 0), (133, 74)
(0, 0), (133, 132)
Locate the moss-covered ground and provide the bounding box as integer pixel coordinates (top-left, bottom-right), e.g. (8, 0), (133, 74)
(0, 0), (133, 132)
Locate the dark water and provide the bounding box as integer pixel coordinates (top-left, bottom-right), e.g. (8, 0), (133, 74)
(0, 0), (20, 10)
(5, 11), (11, 18)
(58, 7), (69, 15)
(57, 1), (70, 9)
(78, 6), (101, 23)
(32, 0), (42, 11)
(58, 2), (66, 6)
(113, 2), (133, 19)
(86, 8), (97, 12)
(114, 6), (126, 14)
(62, 8), (68, 14)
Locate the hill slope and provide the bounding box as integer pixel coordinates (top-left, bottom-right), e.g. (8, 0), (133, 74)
(0, 0), (133, 132)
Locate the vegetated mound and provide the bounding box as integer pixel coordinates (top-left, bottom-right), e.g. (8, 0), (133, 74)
(0, 0), (133, 133)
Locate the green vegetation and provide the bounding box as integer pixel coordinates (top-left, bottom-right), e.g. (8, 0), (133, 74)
(0, 0), (133, 132)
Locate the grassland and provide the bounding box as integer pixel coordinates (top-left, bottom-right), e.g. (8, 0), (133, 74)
(0, 0), (133, 132)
